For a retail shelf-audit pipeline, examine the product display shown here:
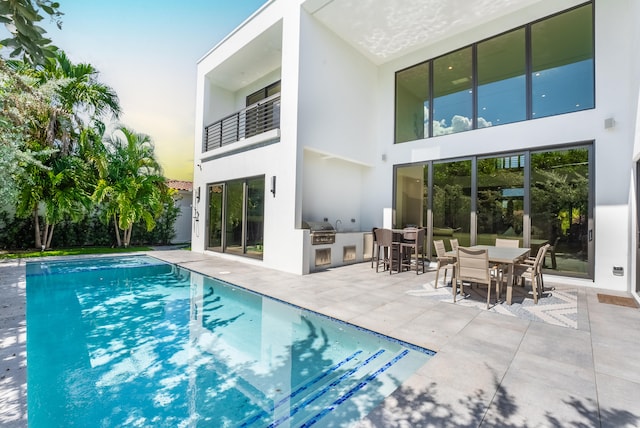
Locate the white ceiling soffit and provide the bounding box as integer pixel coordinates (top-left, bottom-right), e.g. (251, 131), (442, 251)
(208, 21), (283, 92)
(307, 0), (544, 65)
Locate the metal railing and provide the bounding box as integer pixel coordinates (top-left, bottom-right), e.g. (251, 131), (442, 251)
(203, 93), (281, 152)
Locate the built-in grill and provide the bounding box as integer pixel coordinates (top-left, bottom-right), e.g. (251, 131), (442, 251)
(302, 220), (336, 245)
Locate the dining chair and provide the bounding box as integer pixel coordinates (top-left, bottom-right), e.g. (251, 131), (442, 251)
(513, 243), (550, 303)
(495, 238), (520, 247)
(400, 227), (426, 274)
(370, 227), (379, 268)
(374, 228), (395, 274)
(433, 240), (455, 288)
(454, 247), (498, 309)
(449, 238), (459, 252)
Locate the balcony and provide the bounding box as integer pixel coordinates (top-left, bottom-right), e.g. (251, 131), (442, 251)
(203, 93), (281, 152)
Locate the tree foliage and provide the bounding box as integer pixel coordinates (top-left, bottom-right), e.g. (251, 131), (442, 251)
(0, 0), (63, 65)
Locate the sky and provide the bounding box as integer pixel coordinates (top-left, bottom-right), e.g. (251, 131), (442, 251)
(40, 0), (267, 181)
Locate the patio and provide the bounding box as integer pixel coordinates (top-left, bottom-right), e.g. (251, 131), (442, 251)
(1, 250), (639, 426)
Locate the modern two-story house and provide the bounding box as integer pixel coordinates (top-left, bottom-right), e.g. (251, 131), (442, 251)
(192, 0), (640, 299)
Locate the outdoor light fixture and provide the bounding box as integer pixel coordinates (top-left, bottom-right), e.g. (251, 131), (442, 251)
(270, 176), (276, 197)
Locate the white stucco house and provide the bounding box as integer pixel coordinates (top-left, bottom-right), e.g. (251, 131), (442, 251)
(192, 0), (640, 299)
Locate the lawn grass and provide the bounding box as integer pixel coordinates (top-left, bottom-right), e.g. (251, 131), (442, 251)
(0, 246), (153, 259)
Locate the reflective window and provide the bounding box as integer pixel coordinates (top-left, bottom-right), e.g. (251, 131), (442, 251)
(225, 180), (244, 256)
(395, 164), (428, 228)
(477, 29), (526, 127)
(477, 155), (525, 245)
(530, 148), (589, 276)
(531, 4), (594, 118)
(433, 160), (472, 246)
(433, 47), (473, 136)
(246, 177), (265, 258)
(393, 3), (594, 141)
(207, 176), (265, 260)
(207, 184), (224, 251)
(395, 63), (429, 143)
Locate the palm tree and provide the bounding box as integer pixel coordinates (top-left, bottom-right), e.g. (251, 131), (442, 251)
(93, 126), (169, 247)
(9, 52), (121, 249)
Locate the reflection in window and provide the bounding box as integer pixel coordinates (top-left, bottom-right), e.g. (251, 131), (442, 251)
(393, 3), (594, 142)
(246, 177), (265, 257)
(531, 4), (594, 118)
(477, 29), (526, 128)
(208, 184), (224, 250)
(477, 156), (524, 246)
(433, 48), (473, 136)
(395, 63), (429, 143)
(530, 149), (589, 276)
(433, 160), (472, 246)
(395, 164), (428, 228)
(225, 181), (244, 256)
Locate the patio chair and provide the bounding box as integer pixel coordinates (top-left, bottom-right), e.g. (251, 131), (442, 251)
(400, 227), (426, 274)
(513, 244), (550, 303)
(433, 240), (455, 288)
(374, 228), (395, 274)
(454, 247), (499, 309)
(450, 238), (459, 252)
(370, 227), (378, 268)
(495, 238), (520, 247)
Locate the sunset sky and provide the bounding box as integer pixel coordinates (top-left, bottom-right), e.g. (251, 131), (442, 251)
(42, 0), (266, 181)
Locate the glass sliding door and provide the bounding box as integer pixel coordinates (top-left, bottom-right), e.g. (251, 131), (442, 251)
(477, 154), (525, 246)
(225, 180), (245, 255)
(246, 177), (265, 259)
(207, 176), (265, 260)
(395, 164), (428, 228)
(433, 160), (472, 247)
(207, 184), (224, 251)
(530, 148), (590, 276)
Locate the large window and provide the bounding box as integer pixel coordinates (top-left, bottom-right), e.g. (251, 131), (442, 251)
(477, 29), (526, 127)
(393, 145), (592, 277)
(433, 48), (473, 136)
(395, 63), (429, 143)
(433, 160), (472, 246)
(531, 5), (594, 118)
(394, 3), (593, 143)
(207, 176), (265, 259)
(530, 148), (589, 275)
(477, 155), (525, 245)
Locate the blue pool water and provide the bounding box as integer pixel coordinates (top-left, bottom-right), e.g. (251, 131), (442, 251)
(26, 256), (434, 427)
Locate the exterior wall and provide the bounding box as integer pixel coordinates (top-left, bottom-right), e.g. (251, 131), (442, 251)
(172, 190), (193, 244)
(193, 0), (640, 292)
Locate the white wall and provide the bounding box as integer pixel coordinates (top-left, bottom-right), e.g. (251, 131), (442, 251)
(172, 190), (193, 244)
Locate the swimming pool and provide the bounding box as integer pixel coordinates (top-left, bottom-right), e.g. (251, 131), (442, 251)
(26, 255), (434, 427)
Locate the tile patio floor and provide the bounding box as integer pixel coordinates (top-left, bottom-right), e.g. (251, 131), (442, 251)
(1, 249), (639, 427)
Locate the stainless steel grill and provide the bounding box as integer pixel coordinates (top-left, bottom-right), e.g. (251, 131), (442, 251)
(302, 221), (336, 245)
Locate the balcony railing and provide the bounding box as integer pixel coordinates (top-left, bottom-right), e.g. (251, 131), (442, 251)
(203, 93), (281, 152)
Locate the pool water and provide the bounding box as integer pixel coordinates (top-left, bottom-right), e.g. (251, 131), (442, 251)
(26, 256), (434, 427)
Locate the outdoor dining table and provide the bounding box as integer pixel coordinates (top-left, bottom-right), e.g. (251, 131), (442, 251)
(446, 245), (531, 305)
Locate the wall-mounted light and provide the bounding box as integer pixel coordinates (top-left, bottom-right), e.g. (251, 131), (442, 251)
(604, 118), (616, 129)
(270, 176), (276, 197)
